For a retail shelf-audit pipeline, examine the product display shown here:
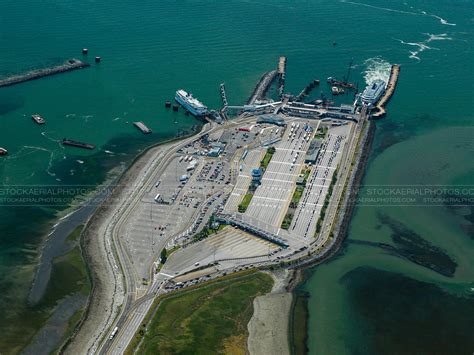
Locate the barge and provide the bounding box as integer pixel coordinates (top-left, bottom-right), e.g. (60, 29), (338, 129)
(133, 121), (152, 134)
(62, 139), (95, 150)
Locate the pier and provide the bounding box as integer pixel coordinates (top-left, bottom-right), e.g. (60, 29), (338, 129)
(277, 56), (287, 98)
(0, 59), (90, 88)
(371, 64), (400, 118)
(219, 83), (229, 110)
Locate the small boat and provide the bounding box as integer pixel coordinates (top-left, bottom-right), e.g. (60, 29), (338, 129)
(0, 148), (8, 156)
(32, 114), (45, 124)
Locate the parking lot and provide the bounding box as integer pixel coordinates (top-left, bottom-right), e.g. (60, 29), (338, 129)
(245, 120), (319, 228)
(225, 148), (264, 212)
(289, 124), (350, 238)
(160, 226), (278, 276)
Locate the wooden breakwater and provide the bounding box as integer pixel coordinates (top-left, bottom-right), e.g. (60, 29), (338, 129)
(371, 64), (400, 118)
(295, 79), (320, 102)
(0, 59), (90, 88)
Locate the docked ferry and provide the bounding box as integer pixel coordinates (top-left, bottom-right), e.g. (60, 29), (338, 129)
(175, 89), (208, 116)
(359, 79), (386, 106)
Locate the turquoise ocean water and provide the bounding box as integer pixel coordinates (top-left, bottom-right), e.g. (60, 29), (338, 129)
(0, 0), (473, 353)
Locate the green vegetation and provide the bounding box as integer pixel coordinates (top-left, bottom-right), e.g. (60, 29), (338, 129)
(40, 231), (91, 308)
(281, 213), (294, 230)
(39, 225), (91, 354)
(0, 225), (90, 354)
(135, 272), (273, 355)
(315, 127), (328, 139)
(238, 147), (277, 214)
(315, 170), (338, 236)
(290, 186), (305, 208)
(238, 192), (254, 213)
(282, 167), (312, 229)
(193, 221), (227, 242)
(160, 248), (168, 264)
(260, 146), (276, 170)
(65, 223), (83, 244)
(302, 168), (311, 183)
(290, 293), (309, 355)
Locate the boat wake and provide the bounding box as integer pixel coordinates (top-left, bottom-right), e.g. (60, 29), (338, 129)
(6, 145), (51, 160)
(340, 0), (419, 16)
(340, 0), (456, 26)
(396, 33), (452, 61)
(363, 58), (391, 86)
(430, 14), (456, 26)
(41, 131), (60, 143)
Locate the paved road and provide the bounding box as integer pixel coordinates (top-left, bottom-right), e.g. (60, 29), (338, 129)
(98, 115), (263, 354)
(99, 113), (365, 354)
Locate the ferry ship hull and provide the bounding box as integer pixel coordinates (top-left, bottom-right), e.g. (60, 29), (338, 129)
(175, 90), (208, 116)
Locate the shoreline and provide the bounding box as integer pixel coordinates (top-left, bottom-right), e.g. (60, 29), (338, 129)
(53, 112), (374, 353)
(285, 120), (377, 354)
(23, 128), (202, 353)
(245, 119), (376, 355)
(59, 127), (206, 353)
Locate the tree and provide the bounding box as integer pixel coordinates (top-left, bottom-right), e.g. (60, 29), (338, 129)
(160, 248), (168, 264)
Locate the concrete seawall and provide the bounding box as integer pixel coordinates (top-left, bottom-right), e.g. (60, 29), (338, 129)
(0, 59), (90, 88)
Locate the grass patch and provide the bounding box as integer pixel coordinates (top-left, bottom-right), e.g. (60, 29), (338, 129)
(315, 127), (328, 139)
(260, 146), (275, 170)
(290, 186), (305, 208)
(193, 221), (227, 242)
(136, 272), (273, 354)
(281, 213), (294, 230)
(238, 193), (254, 213)
(314, 170), (338, 237)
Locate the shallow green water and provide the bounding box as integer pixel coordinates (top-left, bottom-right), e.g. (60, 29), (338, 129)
(298, 1), (474, 354)
(0, 0), (473, 353)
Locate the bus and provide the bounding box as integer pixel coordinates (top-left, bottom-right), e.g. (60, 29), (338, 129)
(109, 326), (119, 340)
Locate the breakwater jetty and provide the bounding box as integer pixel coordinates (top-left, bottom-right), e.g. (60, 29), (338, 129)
(0, 59), (90, 88)
(277, 56), (287, 98)
(247, 70), (278, 105)
(295, 79), (320, 102)
(372, 64), (400, 118)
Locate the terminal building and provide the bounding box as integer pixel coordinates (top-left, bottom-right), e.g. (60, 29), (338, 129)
(256, 114), (286, 127)
(305, 139), (322, 164)
(207, 142), (225, 157)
